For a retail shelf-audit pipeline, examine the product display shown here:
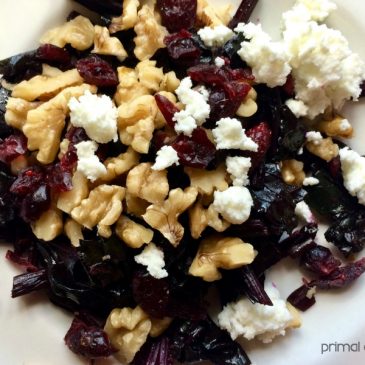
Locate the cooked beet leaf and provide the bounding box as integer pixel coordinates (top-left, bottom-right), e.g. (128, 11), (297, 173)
(287, 283), (316, 312)
(73, 0), (123, 16)
(12, 269), (48, 298)
(228, 0), (259, 29)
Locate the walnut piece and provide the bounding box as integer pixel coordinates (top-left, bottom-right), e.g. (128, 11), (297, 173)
(281, 159), (305, 186)
(189, 236), (255, 282)
(159, 71), (180, 93)
(109, 0), (140, 33)
(5, 98), (42, 130)
(189, 199), (230, 239)
(136, 60), (164, 92)
(23, 84), (96, 164)
(236, 88), (258, 118)
(31, 208), (63, 242)
(306, 137), (339, 162)
(197, 0), (233, 26)
(317, 115), (353, 138)
(104, 306), (151, 364)
(64, 218), (84, 247)
(12, 69), (83, 102)
(116, 216), (154, 248)
(71, 185), (125, 238)
(57, 171), (89, 214)
(40, 15), (94, 50)
(134, 5), (168, 61)
(185, 164), (228, 196)
(127, 162), (169, 204)
(143, 187), (198, 246)
(92, 25), (127, 61)
(125, 193), (150, 217)
(149, 317), (172, 337)
(101, 147), (139, 182)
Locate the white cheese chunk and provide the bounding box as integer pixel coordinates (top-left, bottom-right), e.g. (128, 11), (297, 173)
(306, 131), (323, 145)
(214, 56), (226, 68)
(339, 147), (365, 205)
(75, 141), (107, 182)
(285, 99), (308, 118)
(213, 186), (253, 224)
(296, 0), (337, 22)
(303, 177), (320, 186)
(69, 91), (118, 143)
(212, 118), (258, 151)
(218, 284), (294, 343)
(198, 25), (234, 48)
(134, 243), (168, 279)
(295, 201), (315, 223)
(152, 145), (180, 171)
(226, 156), (251, 186)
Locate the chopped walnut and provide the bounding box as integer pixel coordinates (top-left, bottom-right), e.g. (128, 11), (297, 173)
(236, 88), (258, 118)
(185, 164), (228, 196)
(159, 71), (180, 93)
(281, 159), (305, 186)
(120, 116), (155, 154)
(57, 171), (89, 214)
(189, 236), (255, 282)
(23, 84), (96, 164)
(92, 25), (128, 61)
(104, 306), (151, 364)
(189, 199), (230, 239)
(197, 0), (233, 26)
(5, 98), (42, 130)
(100, 147), (139, 182)
(58, 138), (70, 160)
(125, 193), (150, 217)
(127, 162), (169, 204)
(40, 15), (94, 50)
(31, 208), (63, 242)
(109, 0), (140, 33)
(64, 218), (84, 247)
(306, 137), (339, 162)
(116, 216), (153, 248)
(136, 60), (164, 92)
(71, 185), (125, 238)
(317, 115), (353, 138)
(41, 64), (63, 77)
(149, 317), (172, 337)
(143, 187), (198, 246)
(134, 5), (168, 61)
(114, 67), (149, 106)
(12, 69), (83, 102)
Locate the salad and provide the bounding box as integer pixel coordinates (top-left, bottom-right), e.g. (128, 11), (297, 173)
(1, 0), (365, 364)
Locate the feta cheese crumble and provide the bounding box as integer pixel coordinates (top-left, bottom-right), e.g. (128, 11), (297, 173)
(75, 141), (107, 182)
(295, 0), (337, 22)
(340, 118), (351, 131)
(69, 91), (118, 143)
(213, 186), (253, 224)
(285, 99), (308, 118)
(303, 177), (320, 186)
(152, 145), (180, 171)
(173, 77), (211, 136)
(235, 23), (291, 87)
(339, 147), (365, 205)
(212, 118), (258, 151)
(134, 243), (168, 279)
(214, 56), (226, 68)
(226, 156), (251, 186)
(218, 284), (295, 343)
(306, 131), (323, 145)
(198, 25), (234, 48)
(295, 201), (315, 223)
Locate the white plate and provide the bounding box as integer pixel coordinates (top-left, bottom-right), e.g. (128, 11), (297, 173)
(0, 1), (365, 365)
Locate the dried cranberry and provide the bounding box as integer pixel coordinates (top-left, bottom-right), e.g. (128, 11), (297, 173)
(301, 245), (341, 276)
(133, 270), (170, 318)
(65, 127), (89, 144)
(0, 133), (27, 164)
(287, 282), (316, 311)
(151, 130), (176, 152)
(171, 128), (216, 169)
(164, 30), (202, 66)
(310, 258), (365, 289)
(246, 122), (272, 169)
(60, 147), (78, 172)
(76, 55), (118, 87)
(6, 249), (39, 272)
(289, 240), (317, 259)
(134, 337), (173, 365)
(328, 156), (342, 181)
(46, 163), (73, 192)
(228, 0), (259, 29)
(360, 81), (365, 97)
(157, 0), (197, 33)
(65, 317), (115, 358)
(19, 184), (51, 222)
(155, 94), (179, 128)
(10, 166), (45, 196)
(282, 74), (295, 97)
(36, 44), (71, 66)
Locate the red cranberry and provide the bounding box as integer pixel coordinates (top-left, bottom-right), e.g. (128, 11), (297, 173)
(46, 163), (73, 193)
(155, 94), (179, 128)
(0, 133), (27, 164)
(246, 122), (272, 169)
(10, 166), (45, 196)
(287, 282), (316, 311)
(36, 44), (71, 65)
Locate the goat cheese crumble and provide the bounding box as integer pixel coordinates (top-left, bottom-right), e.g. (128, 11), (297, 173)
(152, 145), (180, 171)
(198, 25), (234, 48)
(69, 91), (118, 143)
(213, 186), (253, 224)
(173, 77), (211, 136)
(285, 99), (308, 118)
(134, 243), (168, 279)
(75, 141), (107, 182)
(295, 201), (315, 223)
(226, 156), (251, 187)
(306, 131), (323, 145)
(214, 57), (226, 68)
(303, 177), (320, 186)
(218, 284), (295, 342)
(212, 118), (258, 151)
(339, 147), (365, 205)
